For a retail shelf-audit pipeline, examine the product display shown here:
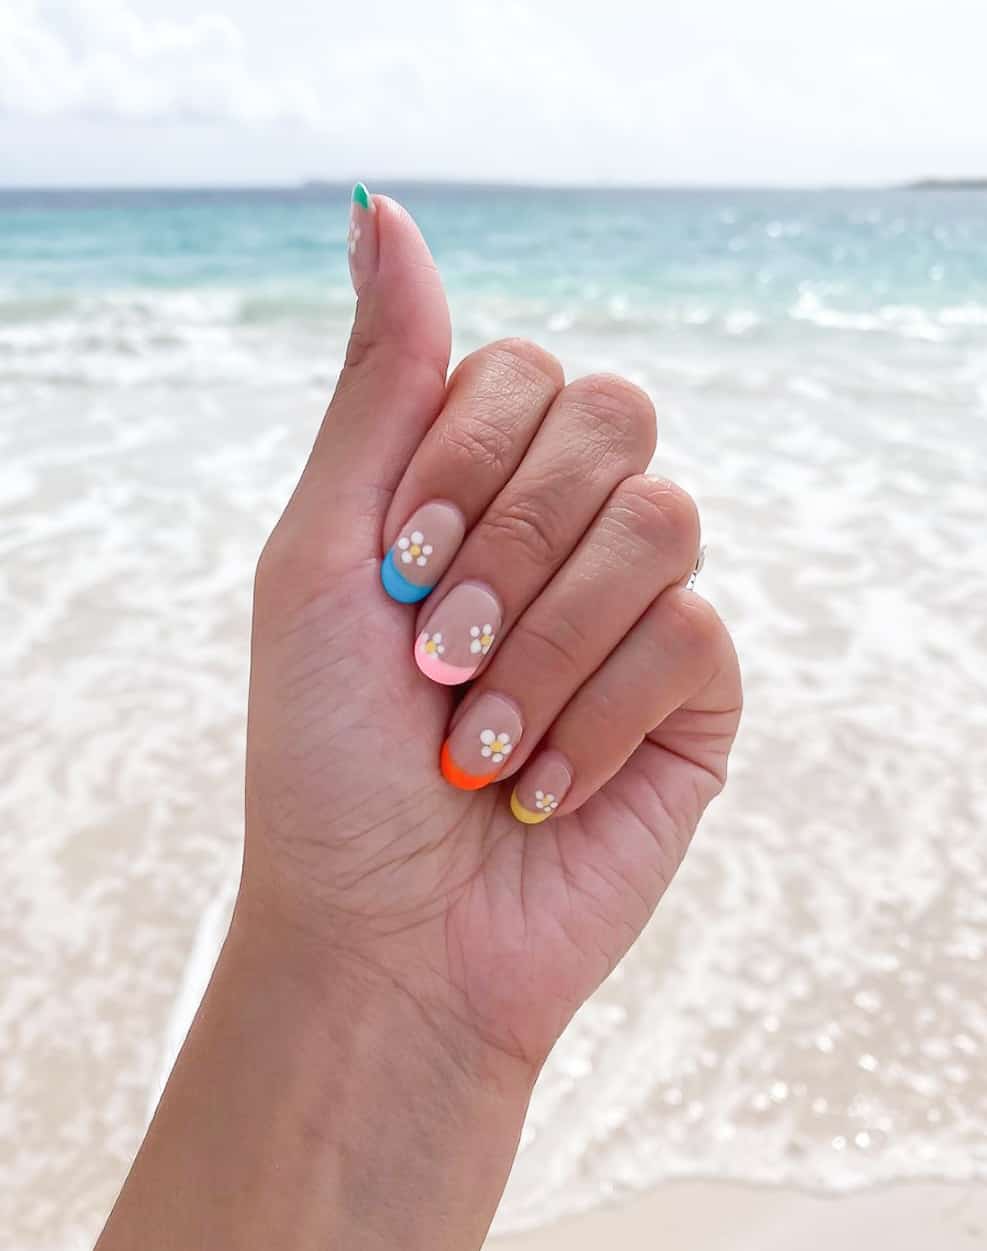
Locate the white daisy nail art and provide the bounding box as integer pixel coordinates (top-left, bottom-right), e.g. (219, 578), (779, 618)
(422, 632), (444, 656)
(509, 758), (571, 824)
(469, 623), (496, 655)
(397, 530), (434, 567)
(414, 582), (503, 685)
(534, 789), (559, 812)
(479, 729), (513, 764)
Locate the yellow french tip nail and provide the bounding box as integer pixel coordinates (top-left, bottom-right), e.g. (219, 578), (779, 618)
(510, 788), (548, 825)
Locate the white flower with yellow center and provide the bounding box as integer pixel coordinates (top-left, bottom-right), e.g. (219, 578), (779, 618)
(422, 632), (444, 656)
(534, 790), (558, 812)
(479, 730), (512, 764)
(469, 624), (495, 655)
(398, 530), (433, 567)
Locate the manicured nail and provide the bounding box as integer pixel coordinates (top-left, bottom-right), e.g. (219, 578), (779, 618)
(510, 753), (572, 824)
(415, 582), (501, 686)
(380, 501), (466, 604)
(440, 694), (522, 790)
(348, 182), (378, 293)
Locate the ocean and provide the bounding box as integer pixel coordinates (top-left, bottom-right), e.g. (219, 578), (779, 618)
(2, 185), (986, 1245)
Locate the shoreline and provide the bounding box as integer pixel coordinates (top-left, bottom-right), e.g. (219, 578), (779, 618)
(487, 1181), (987, 1249)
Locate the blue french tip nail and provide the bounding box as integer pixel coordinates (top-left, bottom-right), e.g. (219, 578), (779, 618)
(380, 550), (432, 603)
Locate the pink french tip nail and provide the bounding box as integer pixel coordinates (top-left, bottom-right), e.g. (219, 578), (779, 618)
(510, 753), (572, 824)
(415, 582), (502, 686)
(347, 182), (378, 293)
(440, 693), (523, 790)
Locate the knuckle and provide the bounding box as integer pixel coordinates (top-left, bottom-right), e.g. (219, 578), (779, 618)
(561, 373), (657, 462)
(452, 338), (564, 398)
(612, 475), (700, 561)
(481, 492), (568, 567)
(660, 588), (723, 659)
(484, 338), (565, 390)
(343, 327), (445, 393)
(343, 323), (375, 372)
(513, 611), (588, 676)
(254, 523), (298, 602)
(434, 410), (516, 479)
(254, 518), (338, 609)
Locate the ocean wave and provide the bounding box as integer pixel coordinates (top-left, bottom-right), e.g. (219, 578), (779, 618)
(3, 285), (986, 393)
(787, 290), (987, 341)
(0, 288), (351, 387)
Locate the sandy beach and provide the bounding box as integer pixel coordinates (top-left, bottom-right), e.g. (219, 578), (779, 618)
(488, 1182), (987, 1249)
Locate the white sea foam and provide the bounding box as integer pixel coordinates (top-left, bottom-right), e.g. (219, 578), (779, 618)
(2, 293), (987, 1245)
(4, 284), (987, 394)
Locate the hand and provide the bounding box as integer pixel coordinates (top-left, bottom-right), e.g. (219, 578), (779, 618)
(98, 188), (742, 1251)
(242, 190), (742, 1079)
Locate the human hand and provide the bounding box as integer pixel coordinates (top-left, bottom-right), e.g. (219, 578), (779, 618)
(97, 187), (743, 1251)
(241, 187), (742, 1081)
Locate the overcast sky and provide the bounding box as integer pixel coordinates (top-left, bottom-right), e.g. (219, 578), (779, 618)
(2, 0), (985, 187)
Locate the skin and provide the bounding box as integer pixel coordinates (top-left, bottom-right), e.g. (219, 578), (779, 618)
(96, 194), (742, 1250)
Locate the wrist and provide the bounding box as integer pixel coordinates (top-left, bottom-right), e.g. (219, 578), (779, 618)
(101, 896), (535, 1251)
(224, 896), (537, 1103)
(214, 900), (534, 1249)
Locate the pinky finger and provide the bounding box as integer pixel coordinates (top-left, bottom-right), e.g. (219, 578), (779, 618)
(508, 588), (734, 823)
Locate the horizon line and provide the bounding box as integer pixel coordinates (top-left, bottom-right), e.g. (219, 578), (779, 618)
(0, 176), (980, 195)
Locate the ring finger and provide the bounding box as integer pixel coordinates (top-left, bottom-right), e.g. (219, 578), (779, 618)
(437, 475), (700, 789)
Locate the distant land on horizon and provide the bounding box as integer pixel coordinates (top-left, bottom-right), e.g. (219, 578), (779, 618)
(2, 177), (987, 196)
(904, 178), (987, 190)
(302, 177), (987, 193)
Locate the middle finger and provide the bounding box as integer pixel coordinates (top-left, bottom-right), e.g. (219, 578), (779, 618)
(414, 374), (657, 684)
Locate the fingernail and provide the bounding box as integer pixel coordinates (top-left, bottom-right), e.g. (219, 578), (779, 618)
(415, 582), (501, 686)
(380, 501), (465, 604)
(348, 182), (378, 293)
(440, 694), (522, 790)
(510, 753), (572, 824)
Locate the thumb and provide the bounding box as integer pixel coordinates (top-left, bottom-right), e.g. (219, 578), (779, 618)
(292, 185), (452, 552)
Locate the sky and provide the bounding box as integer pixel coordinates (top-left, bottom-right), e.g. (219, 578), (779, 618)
(1, 0), (986, 187)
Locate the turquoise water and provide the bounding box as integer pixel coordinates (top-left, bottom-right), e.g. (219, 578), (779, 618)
(4, 184), (987, 394)
(4, 183), (987, 305)
(3, 185), (986, 1245)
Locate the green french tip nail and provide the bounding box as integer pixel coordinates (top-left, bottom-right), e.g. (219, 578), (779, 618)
(352, 182), (371, 210)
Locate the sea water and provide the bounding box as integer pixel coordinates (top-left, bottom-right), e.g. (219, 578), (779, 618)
(2, 185), (986, 1246)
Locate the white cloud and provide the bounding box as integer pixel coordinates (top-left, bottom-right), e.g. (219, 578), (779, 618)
(1, 0), (985, 185)
(0, 0), (322, 125)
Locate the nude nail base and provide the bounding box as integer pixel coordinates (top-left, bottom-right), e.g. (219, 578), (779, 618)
(415, 582), (501, 686)
(439, 694), (522, 791)
(380, 501), (466, 605)
(509, 754), (572, 824)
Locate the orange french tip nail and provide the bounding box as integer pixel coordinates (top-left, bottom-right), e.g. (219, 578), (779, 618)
(440, 741), (497, 790)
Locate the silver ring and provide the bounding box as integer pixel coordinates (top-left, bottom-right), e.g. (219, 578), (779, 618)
(685, 545), (706, 591)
